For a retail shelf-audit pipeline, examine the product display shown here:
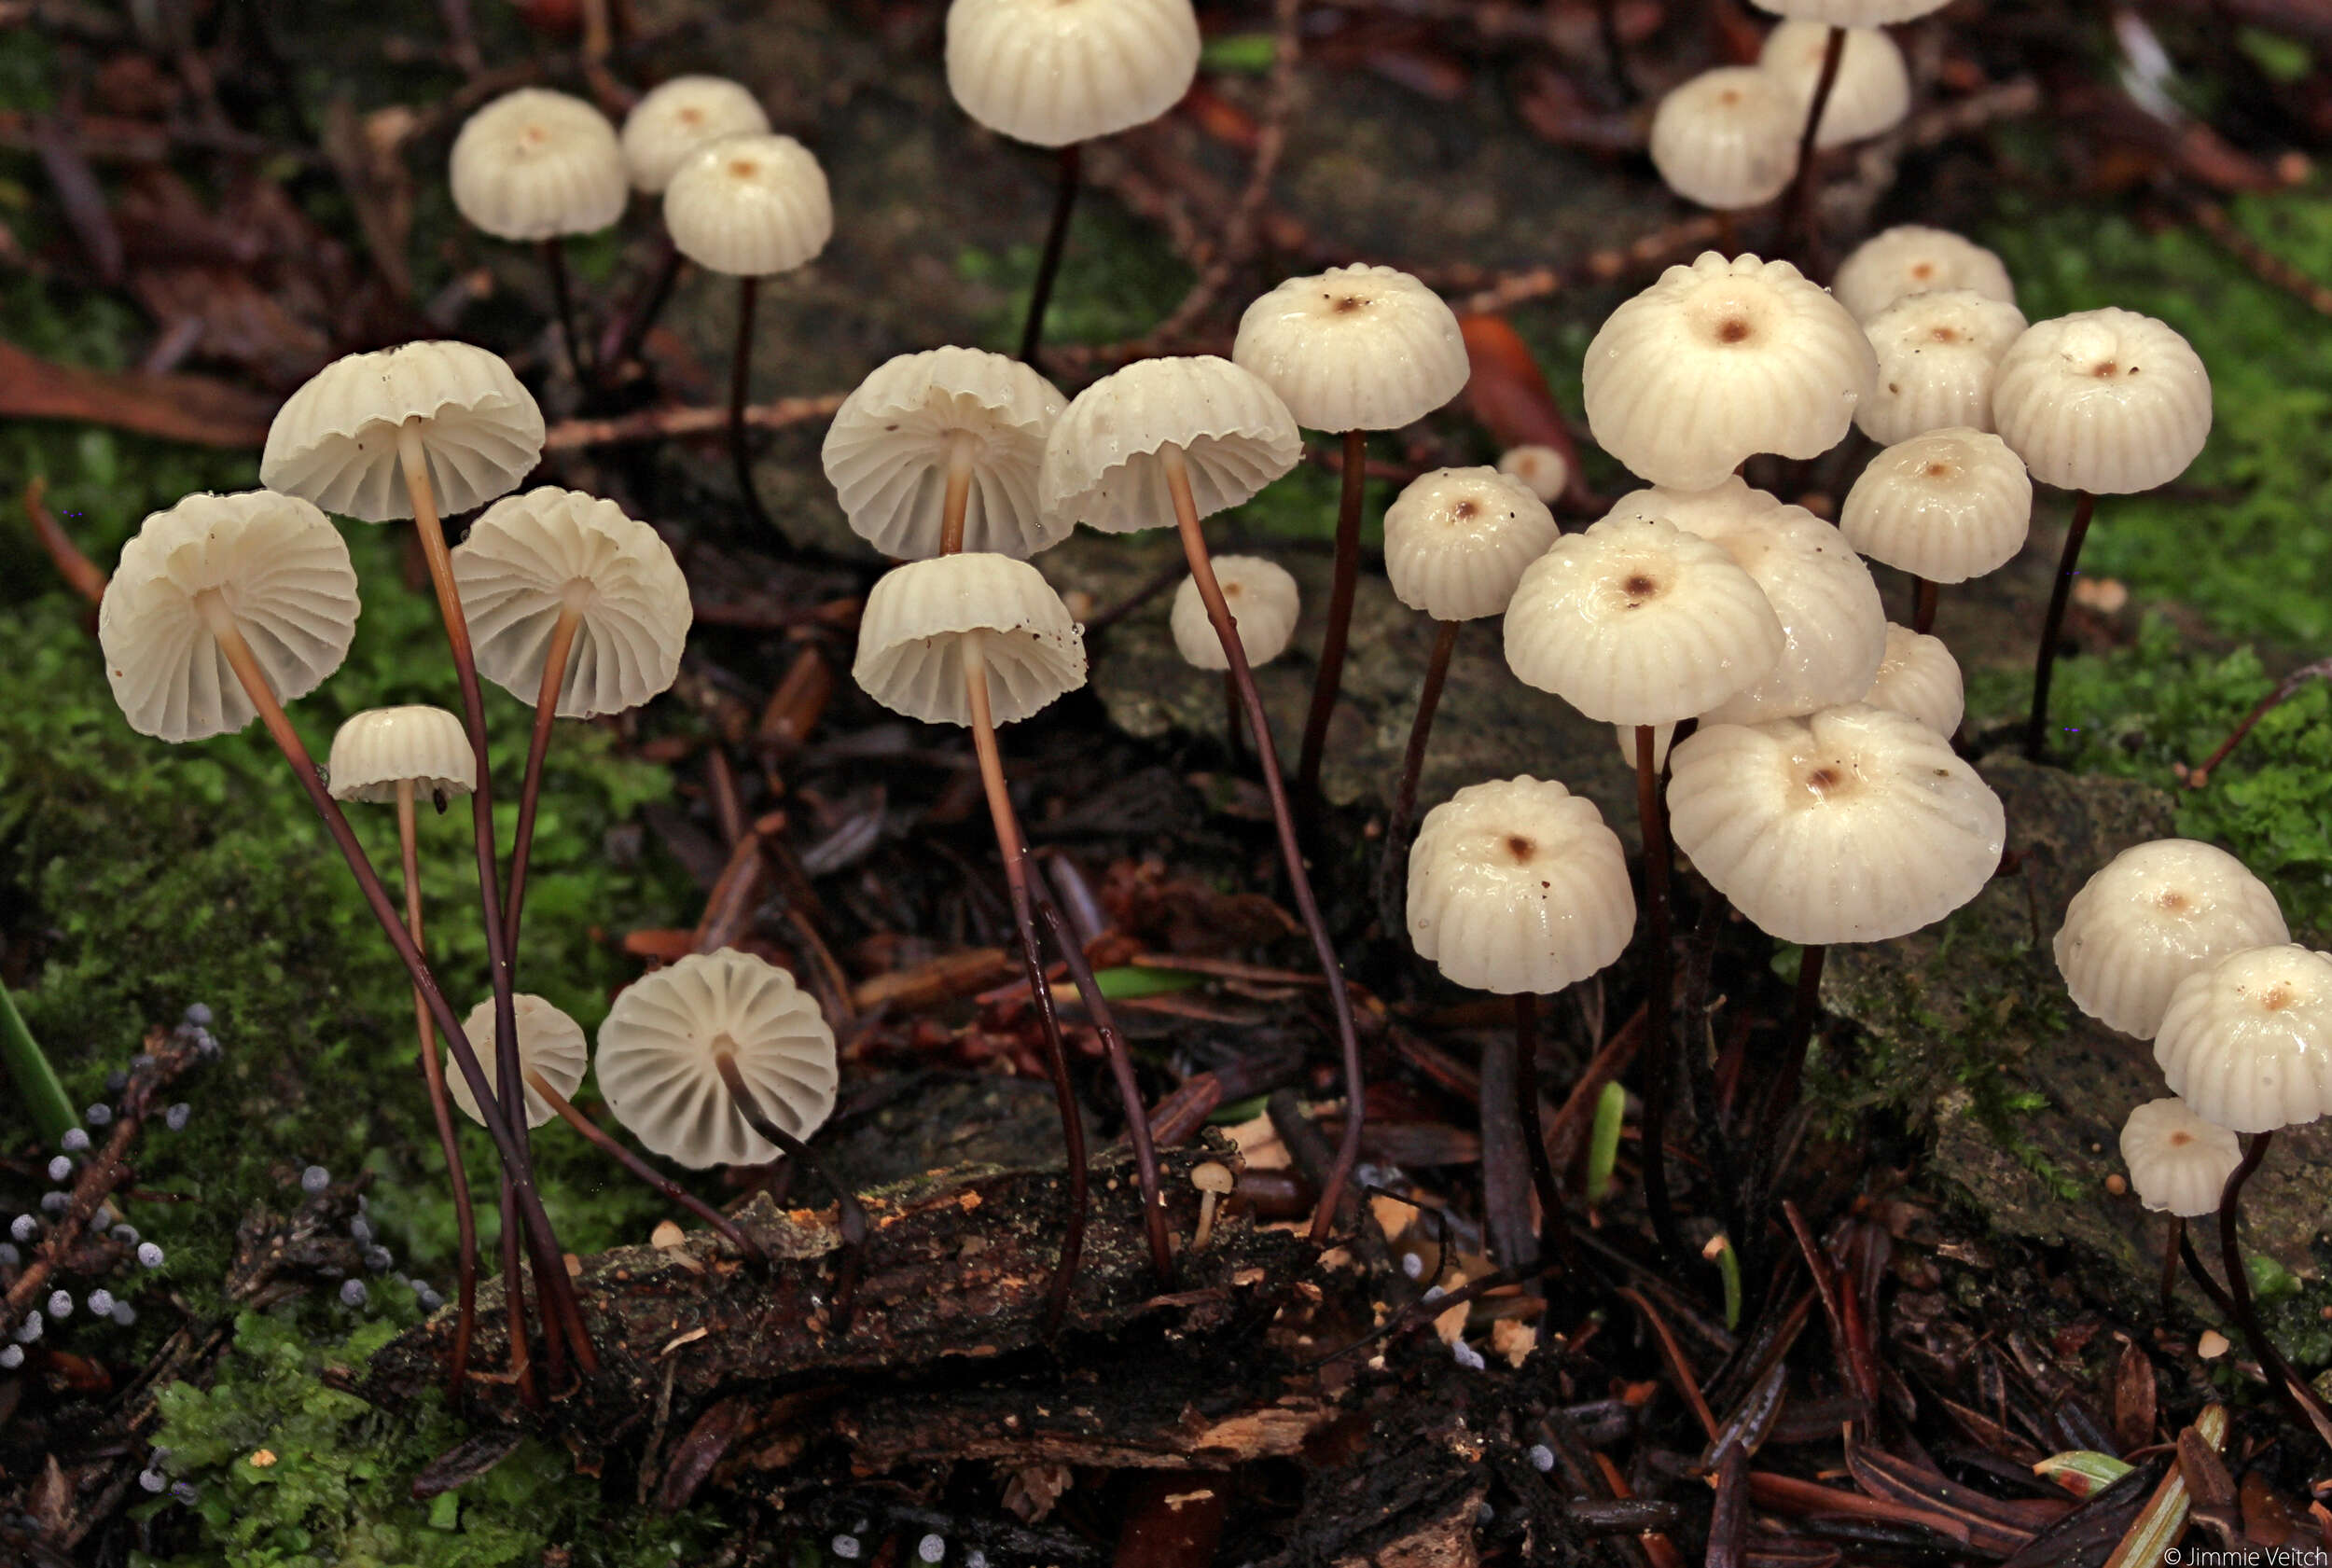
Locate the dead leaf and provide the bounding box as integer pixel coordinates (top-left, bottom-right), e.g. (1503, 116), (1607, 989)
(0, 337), (275, 447)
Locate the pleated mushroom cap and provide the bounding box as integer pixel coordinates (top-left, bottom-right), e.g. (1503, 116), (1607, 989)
(326, 706), (477, 803)
(597, 949), (839, 1169)
(1840, 429), (2031, 584)
(2119, 1098), (2242, 1218)
(2056, 840), (2288, 1042)
(664, 133), (833, 277)
(1171, 556), (1298, 671)
(1856, 289), (2030, 445)
(1667, 703), (2006, 945)
(100, 491), (359, 744)
(1503, 511), (1784, 727)
(451, 487), (692, 718)
(449, 88), (627, 242)
(1992, 308), (2213, 494)
(1382, 466), (1559, 622)
(264, 341), (545, 523)
(1833, 226), (2015, 324)
(1648, 68), (1800, 212)
(449, 994), (588, 1131)
(1583, 252), (1877, 490)
(1039, 355), (1301, 534)
(1685, 503), (1889, 727)
(822, 347), (1069, 559)
(1747, 0), (1950, 20)
(854, 554), (1087, 726)
(620, 76), (771, 195)
(2156, 945), (2332, 1133)
(1497, 445), (1570, 503)
(1231, 265), (1470, 433)
(1862, 624), (1963, 736)
(1759, 21), (1909, 147)
(945, 0), (1201, 148)
(1607, 474), (1785, 536)
(1407, 776), (1635, 994)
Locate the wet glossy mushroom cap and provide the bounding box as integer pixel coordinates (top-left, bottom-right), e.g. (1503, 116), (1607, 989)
(1171, 555), (1298, 671)
(1991, 308), (2213, 494)
(853, 553), (1087, 726)
(451, 487), (692, 718)
(663, 132), (833, 277)
(1606, 474), (1785, 537)
(449, 88), (627, 242)
(1504, 511), (1784, 727)
(326, 706), (477, 802)
(1583, 253), (1877, 490)
(945, 0), (1201, 148)
(2056, 840), (2289, 1042)
(1840, 428), (2031, 584)
(1648, 68), (1799, 212)
(1667, 702), (2006, 944)
(597, 948), (840, 1169)
(1832, 226), (2015, 324)
(1759, 21), (1909, 147)
(1409, 776), (1635, 995)
(1675, 501), (1887, 727)
(1231, 265), (1470, 433)
(1747, 0), (1950, 19)
(263, 341), (545, 523)
(2155, 945), (2332, 1133)
(448, 993), (589, 1131)
(1861, 624), (1963, 737)
(620, 76), (770, 195)
(822, 347), (1069, 559)
(1855, 289), (2029, 445)
(1038, 355), (1301, 534)
(1382, 467), (1559, 622)
(2119, 1097), (2241, 1218)
(100, 491), (360, 743)
(1496, 445), (1569, 504)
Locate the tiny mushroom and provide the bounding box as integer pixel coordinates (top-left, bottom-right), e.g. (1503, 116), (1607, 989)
(2154, 945), (2332, 1133)
(1831, 225), (2016, 324)
(1648, 68), (1800, 213)
(1382, 466), (1560, 625)
(1496, 446), (1570, 505)
(945, 0), (1201, 149)
(1854, 290), (2031, 446)
(1839, 429), (2033, 586)
(448, 994), (590, 1130)
(2057, 840), (2290, 1041)
(326, 707), (478, 804)
(1990, 308), (2214, 496)
(448, 88), (627, 242)
(1861, 624), (1964, 737)
(620, 76), (770, 195)
(1758, 21), (1909, 147)
(1172, 556), (1298, 672)
(2118, 1097), (2242, 1218)
(1191, 1160), (1235, 1249)
(852, 555), (1087, 728)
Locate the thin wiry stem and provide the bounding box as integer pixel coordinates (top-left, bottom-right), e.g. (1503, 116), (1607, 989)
(1634, 725), (1683, 1265)
(397, 783), (477, 1408)
(2024, 489), (2096, 760)
(1297, 427), (1369, 804)
(1784, 25), (1847, 275)
(526, 1069), (764, 1266)
(505, 604), (581, 952)
(714, 1053), (868, 1333)
(1020, 144), (1082, 372)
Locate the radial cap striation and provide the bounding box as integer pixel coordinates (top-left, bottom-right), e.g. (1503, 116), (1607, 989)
(1408, 776), (1635, 995)
(1231, 264), (1471, 433)
(2056, 839), (2289, 1042)
(854, 553), (1088, 726)
(1171, 555), (1299, 671)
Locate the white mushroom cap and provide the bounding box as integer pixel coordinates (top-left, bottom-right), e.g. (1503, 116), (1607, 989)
(451, 487), (692, 718)
(326, 706), (477, 802)
(821, 347), (1069, 560)
(1676, 501), (1888, 727)
(263, 341), (544, 523)
(1840, 429), (2031, 584)
(853, 554), (1087, 726)
(1855, 289), (2030, 445)
(448, 89), (627, 242)
(1747, 0), (1950, 20)
(1648, 67), (1800, 212)
(945, 0), (1201, 148)
(620, 76), (770, 195)
(1503, 511), (1784, 727)
(1407, 776), (1635, 994)
(2119, 1098), (2242, 1217)
(1667, 703), (2006, 945)
(664, 133), (833, 277)
(2056, 840), (2289, 1041)
(100, 491), (359, 743)
(1583, 252), (1877, 490)
(1862, 624), (1963, 736)
(1832, 226), (2016, 324)
(2156, 945), (2332, 1133)
(1606, 474), (1786, 537)
(597, 948), (839, 1169)
(1230, 265), (1470, 433)
(1382, 466), (1559, 622)
(1497, 445), (1570, 504)
(448, 994), (588, 1131)
(1759, 22), (1909, 147)
(1171, 556), (1298, 671)
(1991, 309), (2214, 494)
(1038, 356), (1301, 534)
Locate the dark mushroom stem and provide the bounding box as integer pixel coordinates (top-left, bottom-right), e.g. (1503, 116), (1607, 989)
(1768, 942), (1828, 1134)
(504, 604), (583, 952)
(2175, 1222), (2238, 1322)
(2023, 488), (2096, 761)
(1632, 724), (1685, 1265)
(1511, 992), (1573, 1265)
(712, 1052), (868, 1332)
(395, 781), (479, 1408)
(2214, 1132), (2332, 1434)
(189, 587), (593, 1393)
(1594, 0), (1635, 103)
(600, 234), (683, 384)
(540, 238), (590, 385)
(1162, 445), (1368, 1242)
(524, 1068), (764, 1267)
(1297, 427), (1370, 805)
(1478, 1020), (1535, 1273)
(1783, 24), (1847, 275)
(729, 275), (774, 531)
(1377, 617), (1461, 933)
(1019, 143), (1082, 373)
(1910, 576), (1938, 636)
